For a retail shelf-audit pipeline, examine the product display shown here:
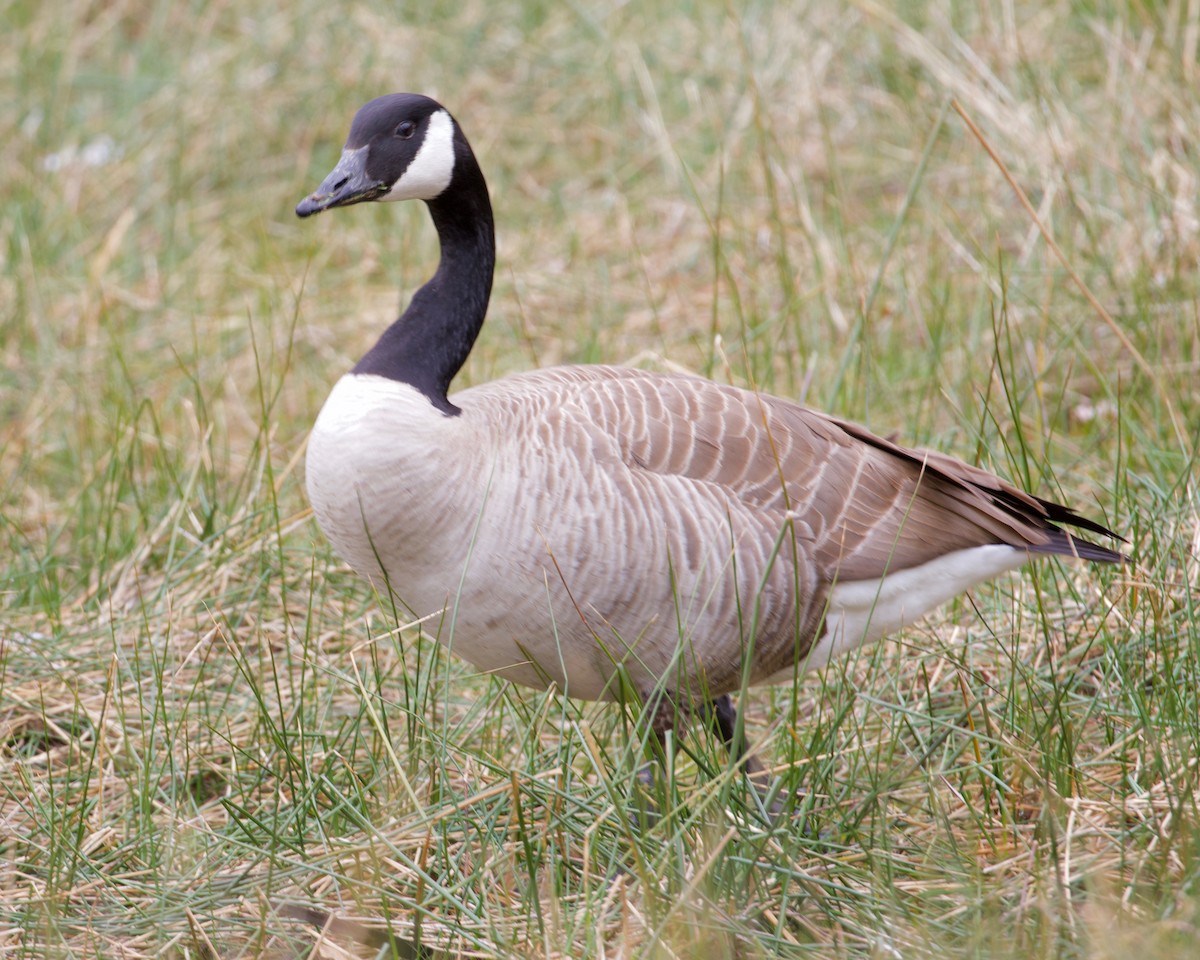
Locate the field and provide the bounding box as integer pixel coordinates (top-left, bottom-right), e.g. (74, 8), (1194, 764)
(3, 0), (1199, 956)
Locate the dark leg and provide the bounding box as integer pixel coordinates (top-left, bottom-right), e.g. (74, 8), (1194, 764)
(629, 694), (800, 832)
(701, 694), (780, 814)
(642, 693), (765, 782)
(704, 695), (748, 761)
(629, 689), (683, 829)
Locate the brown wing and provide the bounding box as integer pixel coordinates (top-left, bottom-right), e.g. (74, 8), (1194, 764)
(521, 366), (1123, 581)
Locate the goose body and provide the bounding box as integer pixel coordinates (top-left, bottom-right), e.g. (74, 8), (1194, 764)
(298, 94), (1123, 713)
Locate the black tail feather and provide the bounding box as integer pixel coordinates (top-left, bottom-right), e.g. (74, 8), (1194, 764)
(1027, 526), (1127, 564)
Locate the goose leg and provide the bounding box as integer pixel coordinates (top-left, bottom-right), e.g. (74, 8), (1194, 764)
(629, 691), (681, 828)
(634, 694), (765, 808)
(700, 695), (784, 817)
(633, 694), (785, 823)
(702, 694), (754, 769)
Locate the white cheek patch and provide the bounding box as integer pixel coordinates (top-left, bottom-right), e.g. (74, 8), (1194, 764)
(381, 109), (456, 202)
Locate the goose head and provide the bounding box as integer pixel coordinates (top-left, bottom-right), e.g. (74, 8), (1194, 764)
(296, 93), (459, 217)
(295, 93), (495, 413)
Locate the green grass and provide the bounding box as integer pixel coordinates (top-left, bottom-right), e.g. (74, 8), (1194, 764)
(2, 0), (1199, 956)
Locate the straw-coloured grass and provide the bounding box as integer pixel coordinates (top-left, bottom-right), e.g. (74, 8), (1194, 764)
(2, 0), (1197, 956)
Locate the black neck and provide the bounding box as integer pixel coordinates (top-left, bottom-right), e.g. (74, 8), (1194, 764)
(352, 158), (495, 415)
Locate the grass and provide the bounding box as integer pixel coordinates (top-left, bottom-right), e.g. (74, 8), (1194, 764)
(2, 0), (1199, 955)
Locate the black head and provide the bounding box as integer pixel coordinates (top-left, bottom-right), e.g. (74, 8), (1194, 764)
(296, 94), (460, 218)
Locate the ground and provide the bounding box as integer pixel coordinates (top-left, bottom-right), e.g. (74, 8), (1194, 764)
(2, 0), (1198, 956)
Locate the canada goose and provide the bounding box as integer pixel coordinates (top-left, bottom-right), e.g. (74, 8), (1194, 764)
(296, 93), (1124, 778)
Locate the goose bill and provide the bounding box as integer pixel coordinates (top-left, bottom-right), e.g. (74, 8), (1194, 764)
(296, 145), (386, 217)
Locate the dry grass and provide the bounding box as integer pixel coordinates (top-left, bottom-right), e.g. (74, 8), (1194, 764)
(2, 0), (1199, 956)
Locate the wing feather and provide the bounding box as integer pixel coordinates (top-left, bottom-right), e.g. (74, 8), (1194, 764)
(485, 366), (1124, 581)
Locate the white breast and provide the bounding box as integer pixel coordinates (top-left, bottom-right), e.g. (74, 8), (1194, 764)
(306, 375), (479, 605)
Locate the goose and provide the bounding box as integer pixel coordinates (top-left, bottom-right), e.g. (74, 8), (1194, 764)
(296, 93), (1124, 780)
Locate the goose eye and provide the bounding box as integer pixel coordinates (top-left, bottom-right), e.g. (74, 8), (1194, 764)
(395, 121), (416, 139)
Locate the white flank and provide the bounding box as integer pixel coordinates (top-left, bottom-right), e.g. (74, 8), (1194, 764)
(382, 109), (456, 202)
(797, 544), (1027, 672)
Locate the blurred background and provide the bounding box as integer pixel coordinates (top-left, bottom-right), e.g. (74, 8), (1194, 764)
(2, 0), (1197, 956)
